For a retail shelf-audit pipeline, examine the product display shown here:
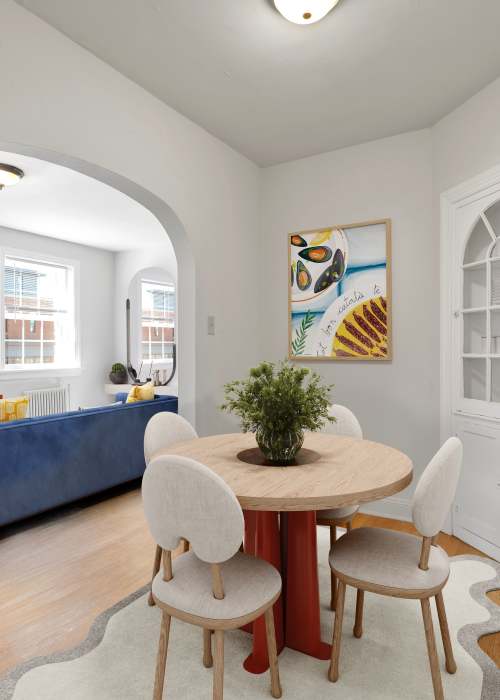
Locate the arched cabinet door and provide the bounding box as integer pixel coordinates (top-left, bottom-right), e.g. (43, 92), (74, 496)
(443, 170), (500, 561)
(456, 200), (500, 419)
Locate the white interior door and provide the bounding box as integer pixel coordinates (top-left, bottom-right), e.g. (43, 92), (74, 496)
(441, 167), (500, 561)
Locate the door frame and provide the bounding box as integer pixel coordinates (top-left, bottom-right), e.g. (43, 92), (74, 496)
(441, 163), (500, 556)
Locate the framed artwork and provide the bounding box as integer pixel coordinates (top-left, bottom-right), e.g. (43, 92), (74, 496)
(288, 219), (392, 361)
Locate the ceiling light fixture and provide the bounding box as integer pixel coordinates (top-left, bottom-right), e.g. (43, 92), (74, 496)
(274, 0), (340, 25)
(0, 164), (24, 191)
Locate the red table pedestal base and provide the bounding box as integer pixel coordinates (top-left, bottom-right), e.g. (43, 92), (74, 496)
(242, 509), (331, 674)
(242, 511), (284, 674)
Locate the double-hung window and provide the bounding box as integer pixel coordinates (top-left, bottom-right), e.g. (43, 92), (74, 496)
(1, 251), (78, 372)
(140, 280), (175, 363)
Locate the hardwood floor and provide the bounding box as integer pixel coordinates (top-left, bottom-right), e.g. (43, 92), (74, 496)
(0, 488), (498, 677)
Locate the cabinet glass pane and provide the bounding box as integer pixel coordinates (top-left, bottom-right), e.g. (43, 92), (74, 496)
(491, 359), (500, 402)
(484, 201), (500, 238)
(463, 311), (486, 354)
(490, 309), (500, 354)
(463, 218), (492, 264)
(463, 266), (486, 309)
(491, 259), (500, 306)
(463, 358), (486, 400)
(490, 238), (500, 259)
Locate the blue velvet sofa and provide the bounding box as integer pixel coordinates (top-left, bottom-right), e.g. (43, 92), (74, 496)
(0, 394), (177, 526)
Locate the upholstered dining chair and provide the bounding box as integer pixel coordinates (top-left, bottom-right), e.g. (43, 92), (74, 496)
(328, 437), (463, 700)
(143, 454), (283, 700)
(316, 404), (363, 609)
(144, 411), (198, 605)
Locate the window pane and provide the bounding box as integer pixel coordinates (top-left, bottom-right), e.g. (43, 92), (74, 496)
(141, 280), (175, 322)
(5, 341), (22, 364)
(42, 320), (55, 340)
(42, 342), (56, 364)
(24, 319), (41, 339)
(5, 319), (22, 340)
(140, 280), (175, 363)
(163, 327), (174, 342)
(24, 342), (42, 364)
(150, 342), (163, 359)
(151, 326), (161, 341)
(3, 256), (76, 369)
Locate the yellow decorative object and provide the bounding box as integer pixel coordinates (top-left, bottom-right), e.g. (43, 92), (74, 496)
(0, 396), (29, 422)
(333, 296), (388, 359)
(126, 382), (155, 403)
(310, 229), (333, 246)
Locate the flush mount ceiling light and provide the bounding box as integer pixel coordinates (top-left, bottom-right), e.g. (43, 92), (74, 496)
(274, 0), (341, 25)
(0, 164), (24, 190)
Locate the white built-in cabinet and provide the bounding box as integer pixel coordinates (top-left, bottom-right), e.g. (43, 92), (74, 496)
(441, 167), (500, 561)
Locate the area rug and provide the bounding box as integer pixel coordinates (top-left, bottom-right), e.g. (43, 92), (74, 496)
(1, 529), (499, 699)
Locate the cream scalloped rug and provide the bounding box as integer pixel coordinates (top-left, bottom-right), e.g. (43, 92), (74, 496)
(1, 528), (499, 700)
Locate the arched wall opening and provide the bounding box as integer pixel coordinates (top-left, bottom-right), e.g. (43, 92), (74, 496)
(0, 141), (196, 426)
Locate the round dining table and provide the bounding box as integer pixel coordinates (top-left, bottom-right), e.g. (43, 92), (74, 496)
(156, 431), (413, 674)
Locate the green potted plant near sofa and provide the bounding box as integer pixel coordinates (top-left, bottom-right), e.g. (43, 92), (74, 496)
(109, 362), (128, 385)
(221, 360), (334, 465)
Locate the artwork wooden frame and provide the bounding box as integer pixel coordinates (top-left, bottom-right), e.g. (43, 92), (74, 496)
(288, 219), (392, 361)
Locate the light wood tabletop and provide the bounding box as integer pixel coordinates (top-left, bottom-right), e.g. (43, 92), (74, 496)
(154, 432), (413, 512)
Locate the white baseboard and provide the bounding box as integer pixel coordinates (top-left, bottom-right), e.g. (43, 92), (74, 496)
(453, 526), (500, 562)
(359, 496), (411, 523)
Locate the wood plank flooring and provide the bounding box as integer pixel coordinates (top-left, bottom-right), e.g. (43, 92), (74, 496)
(0, 486), (498, 677)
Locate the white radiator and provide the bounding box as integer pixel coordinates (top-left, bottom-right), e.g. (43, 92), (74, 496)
(24, 386), (69, 417)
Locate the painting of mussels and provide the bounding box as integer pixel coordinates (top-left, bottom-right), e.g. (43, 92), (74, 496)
(289, 220), (392, 360)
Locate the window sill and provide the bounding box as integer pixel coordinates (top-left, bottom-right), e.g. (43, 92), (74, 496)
(0, 367), (82, 381)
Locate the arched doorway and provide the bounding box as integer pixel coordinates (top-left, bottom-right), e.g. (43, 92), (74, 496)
(0, 141), (196, 425)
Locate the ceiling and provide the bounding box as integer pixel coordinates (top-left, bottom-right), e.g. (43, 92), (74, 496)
(14, 0), (500, 166)
(0, 151), (168, 251)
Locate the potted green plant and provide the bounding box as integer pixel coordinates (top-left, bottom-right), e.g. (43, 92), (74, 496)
(221, 360), (334, 465)
(109, 362), (128, 385)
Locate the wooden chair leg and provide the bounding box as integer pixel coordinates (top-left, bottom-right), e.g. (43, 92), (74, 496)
(153, 611), (171, 700)
(203, 628), (213, 668)
(264, 607), (282, 698)
(435, 592), (457, 674)
(328, 581), (346, 682)
(148, 545), (163, 606)
(421, 598), (444, 700)
(330, 524), (337, 610)
(181, 538), (190, 553)
(353, 589), (364, 638)
(213, 629), (224, 700)
(346, 521), (352, 532)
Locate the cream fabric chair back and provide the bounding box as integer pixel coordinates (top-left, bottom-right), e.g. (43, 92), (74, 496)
(412, 437), (463, 538)
(323, 404), (363, 439)
(144, 412), (198, 465)
(142, 455), (244, 563)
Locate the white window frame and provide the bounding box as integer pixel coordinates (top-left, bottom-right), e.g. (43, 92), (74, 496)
(0, 247), (81, 379)
(139, 278), (175, 367)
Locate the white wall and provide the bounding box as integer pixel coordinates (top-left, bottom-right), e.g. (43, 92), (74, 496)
(0, 226), (114, 409)
(432, 76), (500, 194)
(0, 0), (261, 436)
(261, 130), (435, 518)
